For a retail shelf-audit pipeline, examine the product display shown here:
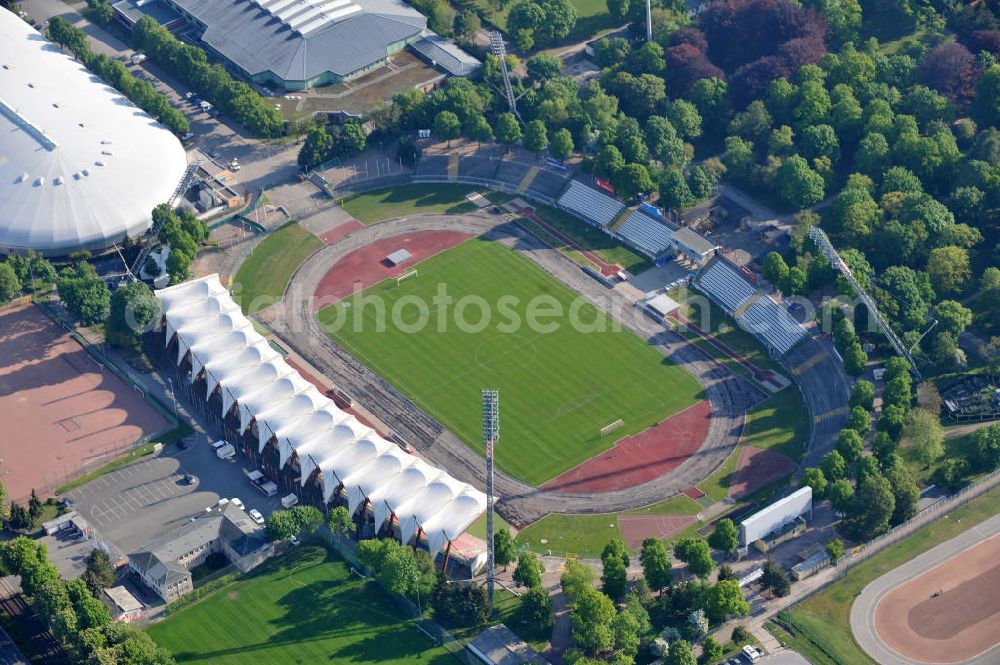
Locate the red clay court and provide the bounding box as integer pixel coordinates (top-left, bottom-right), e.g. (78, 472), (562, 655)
(313, 230), (473, 310)
(874, 535), (1000, 663)
(0, 304), (168, 501)
(541, 400), (711, 493)
(727, 446), (796, 499)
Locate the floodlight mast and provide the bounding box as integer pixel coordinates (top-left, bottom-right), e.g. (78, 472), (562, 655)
(488, 32), (521, 122)
(482, 389), (499, 611)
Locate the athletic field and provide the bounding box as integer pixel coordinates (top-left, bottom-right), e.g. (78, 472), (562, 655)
(147, 546), (452, 665)
(317, 238), (703, 485)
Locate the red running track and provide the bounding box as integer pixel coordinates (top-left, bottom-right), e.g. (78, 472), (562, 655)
(319, 220), (364, 245)
(542, 400), (712, 493)
(313, 230), (473, 310)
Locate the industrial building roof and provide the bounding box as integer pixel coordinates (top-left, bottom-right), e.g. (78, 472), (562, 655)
(0, 8), (188, 256)
(171, 0), (426, 82)
(409, 34), (481, 77)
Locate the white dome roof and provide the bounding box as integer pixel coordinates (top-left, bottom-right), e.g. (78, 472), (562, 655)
(0, 9), (188, 256)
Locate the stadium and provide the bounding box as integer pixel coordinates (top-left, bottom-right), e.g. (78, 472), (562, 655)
(161, 0), (478, 91)
(0, 8), (188, 256)
(152, 275), (488, 560)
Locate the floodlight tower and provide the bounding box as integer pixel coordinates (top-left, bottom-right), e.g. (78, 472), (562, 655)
(646, 0), (653, 42)
(482, 389), (499, 610)
(488, 31), (521, 122)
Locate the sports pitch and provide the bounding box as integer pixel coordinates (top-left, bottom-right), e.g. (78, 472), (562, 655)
(317, 237), (704, 485)
(147, 546), (452, 665)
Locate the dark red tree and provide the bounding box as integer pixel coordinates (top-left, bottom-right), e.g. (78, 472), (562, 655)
(664, 43), (726, 97)
(919, 42), (980, 110)
(970, 30), (1000, 57)
(730, 56), (790, 108)
(669, 26), (709, 52)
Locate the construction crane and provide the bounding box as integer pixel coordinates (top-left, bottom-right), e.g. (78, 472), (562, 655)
(808, 226), (923, 381)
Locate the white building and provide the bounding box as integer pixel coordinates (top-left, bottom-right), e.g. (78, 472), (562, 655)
(739, 486), (813, 551)
(0, 8), (188, 256)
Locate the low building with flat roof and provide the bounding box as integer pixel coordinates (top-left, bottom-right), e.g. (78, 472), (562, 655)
(102, 586), (146, 623)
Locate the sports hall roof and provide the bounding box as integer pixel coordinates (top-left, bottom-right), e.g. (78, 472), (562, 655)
(170, 0), (426, 82)
(155, 275), (487, 554)
(0, 9), (187, 256)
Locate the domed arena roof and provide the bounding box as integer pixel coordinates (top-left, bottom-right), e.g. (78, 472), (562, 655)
(0, 9), (188, 256)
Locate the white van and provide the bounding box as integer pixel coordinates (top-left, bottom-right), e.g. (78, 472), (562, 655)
(280, 493), (299, 509)
(742, 645), (761, 662)
(215, 443), (236, 460)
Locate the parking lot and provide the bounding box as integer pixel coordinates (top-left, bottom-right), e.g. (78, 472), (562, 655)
(65, 434), (282, 556)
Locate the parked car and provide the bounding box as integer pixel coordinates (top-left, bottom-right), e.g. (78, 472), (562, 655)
(248, 508), (265, 525)
(742, 646), (761, 662)
(216, 498), (230, 508)
(280, 493), (299, 509)
(230, 497), (244, 510)
(181, 131), (195, 141)
(210, 440), (228, 450)
(183, 474), (197, 485)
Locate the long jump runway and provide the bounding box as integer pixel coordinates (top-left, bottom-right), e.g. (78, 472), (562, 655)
(850, 510), (1000, 665)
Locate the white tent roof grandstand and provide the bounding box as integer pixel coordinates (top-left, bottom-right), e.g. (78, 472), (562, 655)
(0, 8), (188, 256)
(155, 275), (486, 553)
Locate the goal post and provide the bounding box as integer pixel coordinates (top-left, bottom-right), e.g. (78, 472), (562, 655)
(600, 419), (624, 437)
(395, 269), (418, 286)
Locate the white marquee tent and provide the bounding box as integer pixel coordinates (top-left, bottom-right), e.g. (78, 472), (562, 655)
(155, 275), (487, 555)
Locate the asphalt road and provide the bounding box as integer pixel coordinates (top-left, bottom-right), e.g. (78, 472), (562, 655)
(849, 511), (1000, 665)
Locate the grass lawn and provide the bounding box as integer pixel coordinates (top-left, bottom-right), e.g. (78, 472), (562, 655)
(465, 511), (514, 540)
(774, 484), (1000, 665)
(698, 447), (741, 502)
(317, 238), (702, 485)
(147, 546), (453, 665)
(899, 430), (976, 487)
(740, 387), (809, 462)
(233, 222), (323, 314)
(515, 495), (702, 557)
(340, 184), (477, 225)
(532, 205), (649, 274)
(461, 0), (617, 43)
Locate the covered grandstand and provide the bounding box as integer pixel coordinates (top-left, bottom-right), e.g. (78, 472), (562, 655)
(556, 180), (625, 227)
(616, 210), (676, 258)
(693, 258), (808, 357)
(154, 275), (487, 557)
(0, 8), (188, 256)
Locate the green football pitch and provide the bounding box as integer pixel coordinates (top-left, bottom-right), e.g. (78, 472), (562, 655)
(317, 237), (704, 485)
(147, 546), (453, 665)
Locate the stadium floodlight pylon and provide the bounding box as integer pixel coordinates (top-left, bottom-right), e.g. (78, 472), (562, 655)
(488, 31), (521, 122)
(808, 226), (923, 381)
(482, 389), (499, 611)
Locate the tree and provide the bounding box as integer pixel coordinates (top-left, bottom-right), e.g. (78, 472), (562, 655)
(974, 65), (1000, 127)
(640, 538), (672, 594)
(783, 266), (807, 295)
(298, 126), (334, 169)
(453, 9), (480, 41)
(920, 42), (979, 109)
(829, 479), (854, 515)
(844, 342), (868, 376)
(494, 526), (517, 571)
(561, 558), (597, 600)
(836, 429), (864, 463)
(707, 518), (739, 555)
(759, 560), (791, 597)
(433, 111), (461, 147)
(706, 578), (749, 621)
(524, 119), (549, 155)
(847, 406), (871, 435)
(464, 115), (493, 146)
(666, 100), (703, 140)
(326, 506), (356, 540)
(614, 163), (653, 199)
(265, 510), (299, 541)
(607, 0), (630, 20)
(601, 555), (628, 600)
(601, 537), (631, 568)
(821, 450), (847, 481)
(81, 549), (116, 596)
(525, 54), (562, 85)
(106, 281), (160, 348)
(883, 460), (920, 525)
(825, 538), (845, 563)
(28, 490), (42, 524)
(972, 424), (1000, 471)
(850, 380), (876, 410)
(848, 472), (895, 540)
(6, 503), (30, 532)
(926, 246), (971, 295)
(571, 586), (617, 653)
(0, 263), (21, 304)
(673, 537), (714, 579)
(933, 300), (973, 337)
(667, 639), (697, 665)
(495, 112), (521, 148)
(903, 409), (945, 468)
(514, 551), (543, 589)
(519, 584), (554, 633)
(804, 467), (828, 500)
(549, 128), (574, 161)
(777, 155), (825, 208)
(763, 252), (790, 288)
(57, 263), (111, 325)
(432, 577), (489, 628)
